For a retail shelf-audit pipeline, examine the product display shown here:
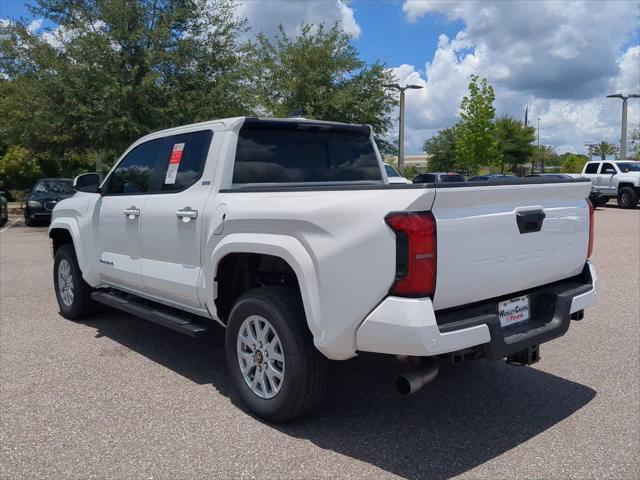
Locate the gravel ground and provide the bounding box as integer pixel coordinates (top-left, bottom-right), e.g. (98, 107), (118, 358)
(1, 204), (638, 480)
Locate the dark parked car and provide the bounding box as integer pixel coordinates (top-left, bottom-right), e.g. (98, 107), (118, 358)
(467, 173), (516, 182)
(413, 172), (465, 183)
(23, 178), (75, 226)
(0, 191), (8, 226)
(527, 173), (608, 206)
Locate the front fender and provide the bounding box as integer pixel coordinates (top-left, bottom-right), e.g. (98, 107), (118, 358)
(49, 218), (84, 268)
(204, 233), (323, 348)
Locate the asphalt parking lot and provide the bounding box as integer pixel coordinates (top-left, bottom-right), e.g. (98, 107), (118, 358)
(1, 204), (638, 480)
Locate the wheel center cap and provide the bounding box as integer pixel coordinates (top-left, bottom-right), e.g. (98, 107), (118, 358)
(254, 350), (263, 364)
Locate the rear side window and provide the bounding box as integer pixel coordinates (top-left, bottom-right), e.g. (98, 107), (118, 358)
(160, 130), (213, 192)
(414, 174), (434, 183)
(584, 163), (599, 174)
(106, 130), (212, 195)
(233, 122), (382, 184)
(438, 174), (465, 183)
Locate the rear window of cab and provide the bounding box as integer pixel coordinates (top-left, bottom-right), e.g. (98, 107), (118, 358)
(233, 121), (382, 185)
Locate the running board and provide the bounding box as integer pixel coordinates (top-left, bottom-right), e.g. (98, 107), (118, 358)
(91, 291), (211, 338)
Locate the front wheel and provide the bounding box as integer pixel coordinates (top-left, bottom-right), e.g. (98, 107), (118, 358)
(53, 244), (96, 319)
(225, 286), (328, 423)
(617, 186), (638, 209)
(24, 208), (34, 226)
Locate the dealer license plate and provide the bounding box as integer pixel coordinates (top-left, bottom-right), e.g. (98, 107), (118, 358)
(498, 295), (530, 328)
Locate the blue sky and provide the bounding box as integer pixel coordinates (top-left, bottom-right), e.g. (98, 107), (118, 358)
(2, 0), (639, 154)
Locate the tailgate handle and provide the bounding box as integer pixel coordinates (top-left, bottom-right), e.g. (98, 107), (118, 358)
(516, 210), (545, 234)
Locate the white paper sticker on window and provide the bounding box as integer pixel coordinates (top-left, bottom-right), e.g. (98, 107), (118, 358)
(165, 143), (185, 184)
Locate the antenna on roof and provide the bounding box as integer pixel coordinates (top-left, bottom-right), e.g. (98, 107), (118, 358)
(288, 108), (304, 118)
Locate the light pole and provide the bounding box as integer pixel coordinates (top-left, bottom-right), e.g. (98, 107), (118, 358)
(537, 117), (541, 173)
(606, 93), (640, 159)
(384, 83), (423, 173)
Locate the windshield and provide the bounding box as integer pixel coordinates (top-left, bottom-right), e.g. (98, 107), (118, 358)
(384, 164), (401, 177)
(615, 162), (640, 173)
(34, 180), (74, 194)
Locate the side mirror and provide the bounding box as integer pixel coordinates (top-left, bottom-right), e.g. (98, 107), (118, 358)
(73, 173), (101, 193)
(604, 169), (616, 175)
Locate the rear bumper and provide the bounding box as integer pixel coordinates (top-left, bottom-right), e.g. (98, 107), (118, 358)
(356, 262), (596, 358)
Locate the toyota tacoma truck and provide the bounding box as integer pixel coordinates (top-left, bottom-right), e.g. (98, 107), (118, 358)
(49, 117), (597, 422)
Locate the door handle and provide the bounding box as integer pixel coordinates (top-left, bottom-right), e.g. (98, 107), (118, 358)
(516, 210), (545, 234)
(123, 207), (140, 218)
(176, 207), (198, 221)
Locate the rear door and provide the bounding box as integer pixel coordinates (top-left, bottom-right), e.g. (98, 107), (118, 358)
(430, 180), (591, 310)
(583, 162), (600, 186)
(139, 129), (217, 309)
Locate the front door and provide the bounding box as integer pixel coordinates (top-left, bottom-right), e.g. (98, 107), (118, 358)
(94, 195), (146, 292)
(598, 162), (617, 194)
(139, 129), (215, 309)
(95, 138), (165, 292)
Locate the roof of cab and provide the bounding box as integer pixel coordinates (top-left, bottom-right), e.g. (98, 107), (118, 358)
(136, 116), (371, 143)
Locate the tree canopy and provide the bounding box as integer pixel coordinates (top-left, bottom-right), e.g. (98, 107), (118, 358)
(494, 116), (535, 173)
(589, 141), (619, 160)
(0, 1), (396, 189)
(455, 74), (497, 173)
(246, 23), (396, 145)
(423, 126), (458, 172)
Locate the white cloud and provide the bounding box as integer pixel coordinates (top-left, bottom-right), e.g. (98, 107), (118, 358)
(394, 0), (640, 154)
(27, 18), (43, 33)
(236, 0), (361, 38)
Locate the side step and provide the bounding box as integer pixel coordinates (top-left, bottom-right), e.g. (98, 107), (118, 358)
(91, 291), (211, 338)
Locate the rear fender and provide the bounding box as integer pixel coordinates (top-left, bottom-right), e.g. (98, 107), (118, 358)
(204, 233), (322, 342)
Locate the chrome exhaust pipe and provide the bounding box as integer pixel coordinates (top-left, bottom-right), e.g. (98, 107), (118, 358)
(394, 361), (439, 396)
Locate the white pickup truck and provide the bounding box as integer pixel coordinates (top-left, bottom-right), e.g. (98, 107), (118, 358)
(50, 117), (597, 422)
(575, 160), (640, 208)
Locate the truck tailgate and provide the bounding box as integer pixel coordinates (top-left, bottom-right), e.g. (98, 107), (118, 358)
(431, 180), (592, 310)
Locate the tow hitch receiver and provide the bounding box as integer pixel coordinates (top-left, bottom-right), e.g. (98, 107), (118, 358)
(506, 345), (540, 366)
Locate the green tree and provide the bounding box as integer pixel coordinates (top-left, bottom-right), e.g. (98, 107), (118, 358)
(455, 75), (497, 173)
(0, 145), (42, 190)
(494, 116), (535, 173)
(531, 145), (557, 173)
(560, 153), (588, 173)
(589, 141), (619, 160)
(0, 0), (250, 164)
(423, 126), (459, 172)
(246, 23), (396, 139)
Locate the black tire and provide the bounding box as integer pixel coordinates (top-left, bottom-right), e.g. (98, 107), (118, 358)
(225, 286), (328, 423)
(24, 208), (34, 226)
(617, 186), (638, 209)
(53, 244), (96, 320)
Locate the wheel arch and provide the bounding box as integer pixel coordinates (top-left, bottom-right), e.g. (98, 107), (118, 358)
(617, 181), (636, 192)
(48, 220), (84, 270)
(205, 234), (322, 342)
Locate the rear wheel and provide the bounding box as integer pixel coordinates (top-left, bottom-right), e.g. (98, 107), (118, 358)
(225, 286), (328, 423)
(617, 186), (638, 209)
(53, 244), (96, 319)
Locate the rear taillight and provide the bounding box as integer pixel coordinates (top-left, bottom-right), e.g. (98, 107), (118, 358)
(587, 198), (594, 258)
(385, 211), (437, 298)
